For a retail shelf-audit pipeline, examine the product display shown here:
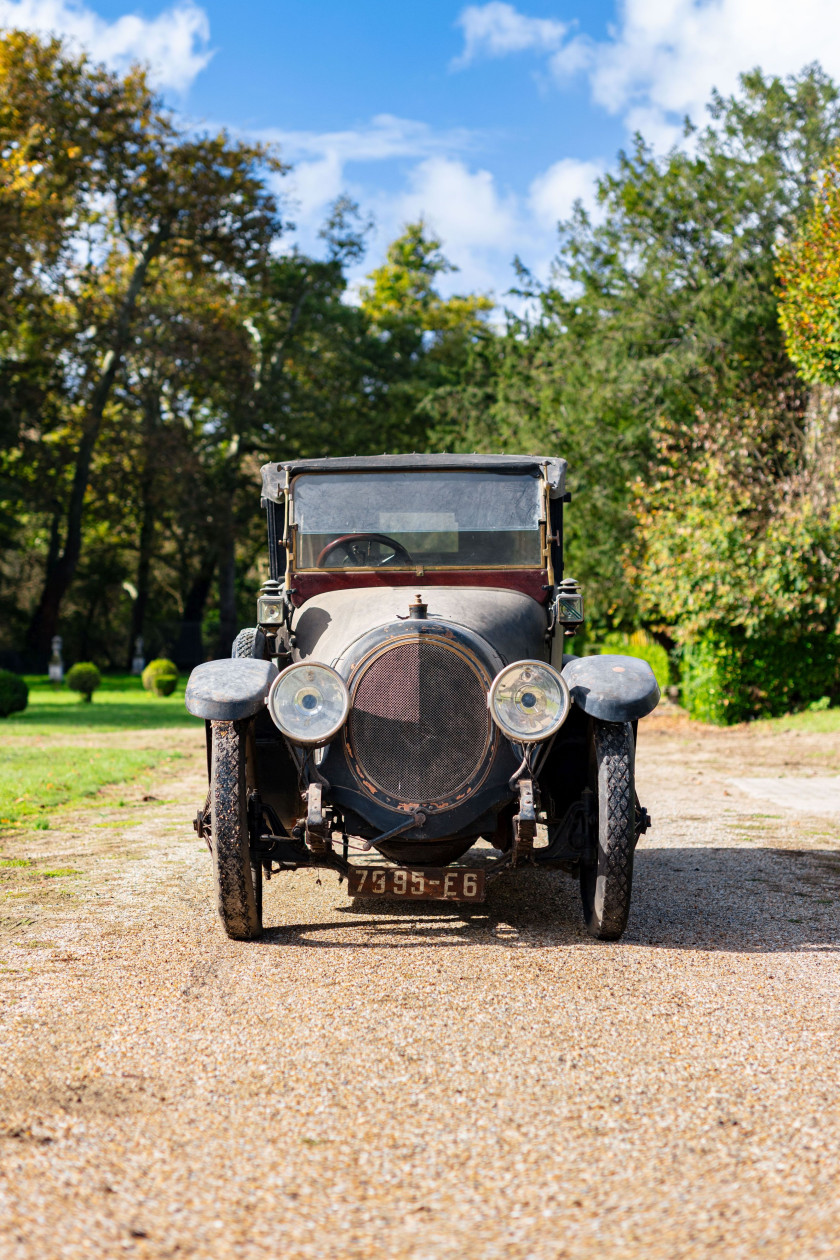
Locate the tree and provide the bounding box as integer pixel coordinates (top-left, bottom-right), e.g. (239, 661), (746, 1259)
(5, 31), (286, 662)
(0, 31), (148, 325)
(360, 222), (494, 446)
(427, 65), (840, 633)
(361, 220), (492, 339)
(777, 141), (840, 384)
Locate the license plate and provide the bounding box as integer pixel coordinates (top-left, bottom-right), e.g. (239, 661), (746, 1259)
(347, 866), (485, 902)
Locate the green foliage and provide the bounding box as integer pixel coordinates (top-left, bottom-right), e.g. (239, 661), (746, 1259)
(360, 221), (492, 337)
(0, 669), (27, 718)
(142, 658), (178, 697)
(633, 409), (840, 637)
(599, 631), (671, 693)
(778, 142), (840, 383)
(426, 67), (840, 635)
(4, 41), (840, 725)
(66, 661), (101, 701)
(680, 629), (840, 724)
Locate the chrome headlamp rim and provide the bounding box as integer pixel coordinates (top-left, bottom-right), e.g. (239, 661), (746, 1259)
(488, 659), (571, 743)
(267, 661), (350, 746)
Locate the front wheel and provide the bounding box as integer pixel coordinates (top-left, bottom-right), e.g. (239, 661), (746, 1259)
(231, 627), (257, 658)
(579, 719), (636, 941)
(210, 719), (262, 940)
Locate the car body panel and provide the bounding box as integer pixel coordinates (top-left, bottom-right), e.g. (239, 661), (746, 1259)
(292, 586), (549, 670)
(185, 658), (278, 721)
(289, 567), (551, 607)
(562, 654), (660, 722)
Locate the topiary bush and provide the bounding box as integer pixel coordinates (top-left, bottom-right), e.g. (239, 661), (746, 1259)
(0, 669), (28, 718)
(66, 662), (102, 703)
(142, 658), (179, 697)
(599, 630), (671, 694)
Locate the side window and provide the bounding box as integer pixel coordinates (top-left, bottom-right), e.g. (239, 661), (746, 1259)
(266, 498), (286, 579)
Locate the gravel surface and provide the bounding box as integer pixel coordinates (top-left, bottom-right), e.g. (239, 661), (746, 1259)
(1, 709), (840, 1259)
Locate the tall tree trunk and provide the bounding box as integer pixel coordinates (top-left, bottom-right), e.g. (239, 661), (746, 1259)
(25, 231), (168, 665)
(173, 553), (216, 671)
(127, 389), (161, 669)
(45, 501), (62, 580)
(803, 383), (840, 511)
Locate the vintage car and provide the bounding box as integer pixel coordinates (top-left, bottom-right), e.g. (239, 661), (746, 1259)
(185, 454), (658, 942)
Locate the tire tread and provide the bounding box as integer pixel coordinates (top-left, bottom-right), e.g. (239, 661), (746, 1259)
(580, 720), (635, 940)
(210, 719), (262, 940)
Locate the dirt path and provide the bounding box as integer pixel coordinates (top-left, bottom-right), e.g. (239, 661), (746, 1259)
(1, 711), (839, 1259)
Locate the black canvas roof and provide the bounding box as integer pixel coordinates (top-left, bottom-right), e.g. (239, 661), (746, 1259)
(260, 452), (567, 502)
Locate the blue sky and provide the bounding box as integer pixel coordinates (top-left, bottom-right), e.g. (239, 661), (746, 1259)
(2, 0), (838, 302)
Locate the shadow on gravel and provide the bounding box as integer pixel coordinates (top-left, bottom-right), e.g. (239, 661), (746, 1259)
(259, 846), (840, 954)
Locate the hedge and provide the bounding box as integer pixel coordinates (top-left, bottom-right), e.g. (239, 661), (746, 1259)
(680, 627), (840, 724)
(0, 670), (28, 718)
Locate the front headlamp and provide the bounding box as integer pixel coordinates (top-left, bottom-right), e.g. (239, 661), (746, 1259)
(267, 662), (349, 746)
(258, 596), (285, 625)
(488, 660), (570, 743)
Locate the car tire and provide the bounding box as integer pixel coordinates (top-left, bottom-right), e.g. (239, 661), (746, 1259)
(579, 719), (635, 941)
(209, 719), (262, 940)
(231, 627), (257, 658)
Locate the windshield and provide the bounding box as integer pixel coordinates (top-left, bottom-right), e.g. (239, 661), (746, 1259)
(293, 471), (543, 569)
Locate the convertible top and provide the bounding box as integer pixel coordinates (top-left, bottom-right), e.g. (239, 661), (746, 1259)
(260, 452), (567, 502)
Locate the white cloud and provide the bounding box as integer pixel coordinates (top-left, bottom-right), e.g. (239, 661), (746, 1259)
(454, 0), (840, 149)
(529, 157), (604, 230)
(588, 0), (840, 138)
(0, 0), (212, 92)
(452, 1), (568, 68)
(263, 115), (476, 225)
(259, 102), (606, 304)
(397, 156), (517, 250)
(388, 155), (519, 294)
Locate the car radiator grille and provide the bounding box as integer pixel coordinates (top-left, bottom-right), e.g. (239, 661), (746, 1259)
(347, 638), (491, 804)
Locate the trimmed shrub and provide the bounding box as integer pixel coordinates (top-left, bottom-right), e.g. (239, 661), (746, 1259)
(600, 630), (671, 694)
(142, 658), (179, 697)
(0, 669), (28, 718)
(66, 662), (102, 703)
(680, 628), (840, 724)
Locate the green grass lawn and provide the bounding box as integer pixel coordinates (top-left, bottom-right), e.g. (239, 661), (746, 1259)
(0, 674), (201, 834)
(760, 705), (840, 735)
(7, 673), (201, 733)
(0, 744), (189, 830)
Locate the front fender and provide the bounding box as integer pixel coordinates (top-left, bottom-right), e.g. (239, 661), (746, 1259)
(185, 658), (278, 721)
(562, 654), (659, 722)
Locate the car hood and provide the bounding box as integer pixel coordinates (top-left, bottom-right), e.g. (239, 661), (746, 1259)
(291, 586), (547, 669)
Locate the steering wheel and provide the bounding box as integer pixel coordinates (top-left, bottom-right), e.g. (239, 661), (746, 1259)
(316, 532), (414, 568)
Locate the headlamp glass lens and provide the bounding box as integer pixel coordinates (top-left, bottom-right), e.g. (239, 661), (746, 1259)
(489, 661), (570, 742)
(268, 663), (349, 745)
(258, 597), (284, 624)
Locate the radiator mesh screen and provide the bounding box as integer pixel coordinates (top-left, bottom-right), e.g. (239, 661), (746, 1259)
(349, 639), (490, 803)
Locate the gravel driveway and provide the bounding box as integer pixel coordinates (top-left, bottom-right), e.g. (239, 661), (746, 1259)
(1, 709), (839, 1259)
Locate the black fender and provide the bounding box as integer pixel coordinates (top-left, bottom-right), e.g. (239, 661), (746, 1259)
(562, 654), (659, 722)
(185, 658), (278, 722)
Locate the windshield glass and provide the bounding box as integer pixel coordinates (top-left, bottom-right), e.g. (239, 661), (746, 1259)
(293, 471), (543, 569)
